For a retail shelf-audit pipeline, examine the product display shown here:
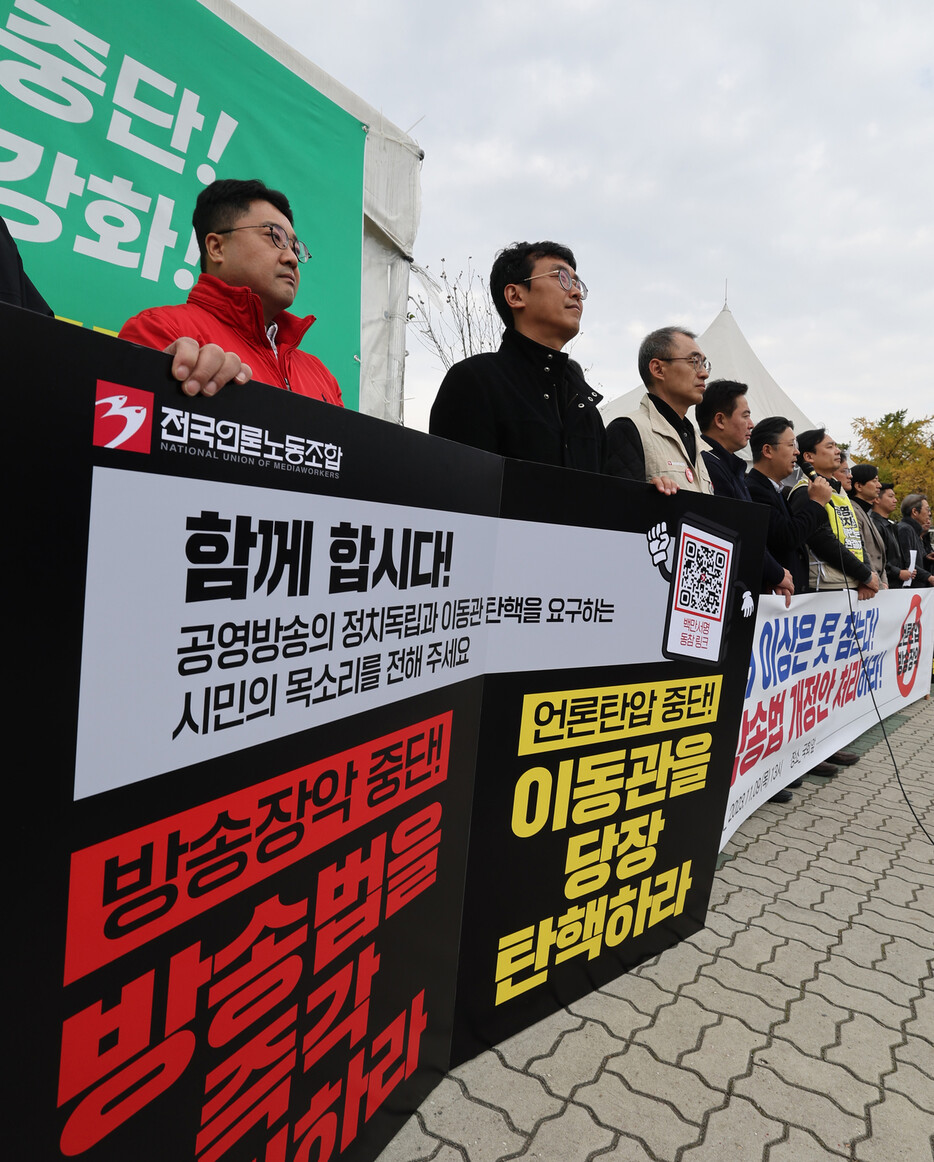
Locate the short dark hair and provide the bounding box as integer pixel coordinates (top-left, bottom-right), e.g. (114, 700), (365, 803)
(489, 241), (577, 328)
(750, 416), (793, 462)
(901, 493), (928, 519)
(696, 379), (748, 434)
(851, 463), (879, 487)
(193, 179), (293, 272)
(795, 427), (826, 471)
(638, 327), (696, 389)
(878, 482), (895, 496)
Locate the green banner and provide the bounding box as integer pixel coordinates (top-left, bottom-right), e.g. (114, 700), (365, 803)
(0, 0), (365, 407)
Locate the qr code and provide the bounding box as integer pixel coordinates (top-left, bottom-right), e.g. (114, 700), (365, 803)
(677, 536), (728, 616)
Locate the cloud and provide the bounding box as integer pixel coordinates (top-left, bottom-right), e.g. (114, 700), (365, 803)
(236, 0), (934, 441)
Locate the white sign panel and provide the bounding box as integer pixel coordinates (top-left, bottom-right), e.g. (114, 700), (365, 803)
(722, 590), (933, 847)
(75, 467), (674, 799)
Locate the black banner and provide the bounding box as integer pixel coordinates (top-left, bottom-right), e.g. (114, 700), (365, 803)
(8, 305), (765, 1160)
(450, 460), (763, 1061)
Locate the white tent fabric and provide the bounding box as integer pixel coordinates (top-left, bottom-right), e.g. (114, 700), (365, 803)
(601, 306), (815, 460)
(204, 0), (422, 422)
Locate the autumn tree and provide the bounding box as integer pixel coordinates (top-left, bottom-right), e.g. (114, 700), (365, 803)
(850, 410), (934, 505)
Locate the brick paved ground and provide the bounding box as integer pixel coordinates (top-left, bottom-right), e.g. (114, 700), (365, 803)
(376, 689), (934, 1162)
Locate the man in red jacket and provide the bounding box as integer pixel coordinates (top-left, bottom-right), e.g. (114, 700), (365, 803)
(120, 179), (342, 406)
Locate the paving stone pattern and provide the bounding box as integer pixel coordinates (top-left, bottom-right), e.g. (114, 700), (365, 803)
(376, 690), (934, 1162)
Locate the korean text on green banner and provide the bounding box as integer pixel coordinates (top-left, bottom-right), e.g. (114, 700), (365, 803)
(0, 0), (365, 405)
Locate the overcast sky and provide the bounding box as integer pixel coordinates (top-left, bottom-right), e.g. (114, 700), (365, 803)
(236, 0), (934, 447)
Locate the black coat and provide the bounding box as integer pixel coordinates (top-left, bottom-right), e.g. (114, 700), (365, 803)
(896, 515), (932, 586)
(787, 476), (872, 588)
(701, 441), (784, 590)
(0, 218), (52, 316)
(869, 509), (904, 588)
(746, 467), (825, 594)
(429, 327), (605, 472)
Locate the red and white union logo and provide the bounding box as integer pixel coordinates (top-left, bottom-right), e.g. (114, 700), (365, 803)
(92, 380), (153, 454)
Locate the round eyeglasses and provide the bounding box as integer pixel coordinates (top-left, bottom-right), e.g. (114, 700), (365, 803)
(526, 268), (588, 299)
(214, 223), (310, 263)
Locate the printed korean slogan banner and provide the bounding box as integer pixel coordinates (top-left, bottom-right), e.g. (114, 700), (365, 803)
(8, 300), (769, 1158)
(723, 590), (934, 847)
(0, 0), (364, 405)
(8, 303), (495, 1162)
(450, 461), (769, 1064)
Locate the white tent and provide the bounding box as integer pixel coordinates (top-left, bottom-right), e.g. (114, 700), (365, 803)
(601, 305), (815, 459)
(206, 0), (422, 423)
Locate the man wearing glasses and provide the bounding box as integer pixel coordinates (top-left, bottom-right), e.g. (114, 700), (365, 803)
(746, 416), (831, 595)
(429, 241), (604, 471)
(605, 327), (713, 494)
(121, 179), (342, 406)
(833, 450), (854, 494)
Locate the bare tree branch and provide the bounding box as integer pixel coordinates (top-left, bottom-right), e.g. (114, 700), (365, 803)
(408, 258), (501, 371)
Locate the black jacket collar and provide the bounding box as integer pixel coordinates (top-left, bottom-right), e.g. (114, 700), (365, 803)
(501, 328), (603, 407)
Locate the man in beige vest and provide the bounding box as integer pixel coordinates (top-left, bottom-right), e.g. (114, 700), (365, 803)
(605, 326), (713, 495)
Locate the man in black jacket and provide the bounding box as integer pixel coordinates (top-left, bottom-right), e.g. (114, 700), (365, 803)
(429, 241), (605, 472)
(745, 417), (831, 594)
(896, 494), (933, 587)
(747, 418), (863, 774)
(0, 217), (52, 315)
(696, 381), (792, 602)
(871, 484), (916, 587)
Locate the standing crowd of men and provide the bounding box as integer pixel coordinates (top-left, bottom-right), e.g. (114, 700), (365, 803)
(5, 191), (932, 607)
(428, 237), (933, 805)
(4, 194), (932, 810)
(426, 236), (932, 588)
(7, 192), (931, 597)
